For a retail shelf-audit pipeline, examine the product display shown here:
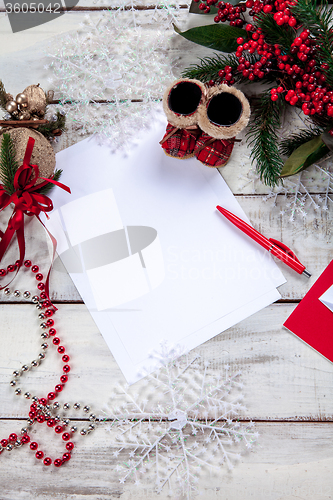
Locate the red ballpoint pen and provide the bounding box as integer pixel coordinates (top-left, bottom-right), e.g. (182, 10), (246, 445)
(216, 205), (311, 277)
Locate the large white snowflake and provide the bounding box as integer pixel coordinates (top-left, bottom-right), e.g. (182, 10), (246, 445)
(46, 1), (188, 151)
(100, 345), (258, 498)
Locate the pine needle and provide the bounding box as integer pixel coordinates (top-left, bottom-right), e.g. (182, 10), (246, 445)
(256, 12), (296, 50)
(36, 169), (63, 195)
(37, 111), (66, 139)
(279, 127), (324, 156)
(246, 90), (285, 187)
(0, 133), (19, 195)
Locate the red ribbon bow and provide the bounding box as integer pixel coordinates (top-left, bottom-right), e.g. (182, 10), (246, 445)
(0, 136), (71, 300)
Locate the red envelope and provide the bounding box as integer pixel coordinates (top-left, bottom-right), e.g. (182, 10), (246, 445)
(284, 260), (333, 362)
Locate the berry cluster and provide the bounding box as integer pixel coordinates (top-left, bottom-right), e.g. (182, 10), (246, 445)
(195, 0), (333, 122)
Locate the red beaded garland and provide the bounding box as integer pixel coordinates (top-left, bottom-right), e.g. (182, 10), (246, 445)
(1, 260), (80, 469)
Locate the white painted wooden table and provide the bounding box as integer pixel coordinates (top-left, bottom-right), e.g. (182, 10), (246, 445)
(0, 4), (333, 499)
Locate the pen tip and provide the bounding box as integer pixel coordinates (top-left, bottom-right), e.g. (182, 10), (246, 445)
(302, 269), (311, 278)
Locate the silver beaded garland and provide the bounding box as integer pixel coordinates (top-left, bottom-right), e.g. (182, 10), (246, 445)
(13, 290), (21, 297)
(31, 295), (39, 303)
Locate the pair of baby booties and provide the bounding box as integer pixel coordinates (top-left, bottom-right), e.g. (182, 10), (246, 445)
(160, 79), (251, 168)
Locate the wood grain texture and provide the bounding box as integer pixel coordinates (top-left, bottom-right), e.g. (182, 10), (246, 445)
(0, 195), (331, 304)
(0, 5), (333, 499)
(0, 419), (332, 500)
(1, 303), (333, 419)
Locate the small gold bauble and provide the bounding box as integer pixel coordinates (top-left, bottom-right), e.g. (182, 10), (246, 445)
(0, 128), (56, 185)
(22, 85), (46, 118)
(16, 93), (28, 106)
(6, 100), (18, 113)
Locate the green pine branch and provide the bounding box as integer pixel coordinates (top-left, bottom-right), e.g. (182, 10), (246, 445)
(37, 111), (66, 139)
(182, 54), (241, 83)
(279, 127), (324, 156)
(246, 90), (285, 186)
(291, 0), (333, 87)
(0, 133), (19, 195)
(182, 52), (277, 85)
(255, 13), (296, 50)
(36, 169), (63, 195)
(0, 79), (8, 112)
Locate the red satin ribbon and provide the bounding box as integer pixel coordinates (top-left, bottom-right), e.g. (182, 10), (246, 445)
(0, 136), (71, 303)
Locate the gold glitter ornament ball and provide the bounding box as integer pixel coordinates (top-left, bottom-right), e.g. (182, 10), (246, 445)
(22, 84), (47, 117)
(0, 128), (55, 184)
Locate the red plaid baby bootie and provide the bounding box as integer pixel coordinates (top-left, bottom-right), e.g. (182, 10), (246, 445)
(194, 133), (235, 167)
(160, 78), (206, 159)
(196, 84), (251, 168)
(160, 124), (201, 159)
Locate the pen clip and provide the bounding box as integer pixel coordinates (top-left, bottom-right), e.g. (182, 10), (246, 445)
(268, 238), (301, 264)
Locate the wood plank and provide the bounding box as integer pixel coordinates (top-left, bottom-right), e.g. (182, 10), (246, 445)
(1, 303), (333, 419)
(0, 193), (331, 303)
(0, 419), (332, 499)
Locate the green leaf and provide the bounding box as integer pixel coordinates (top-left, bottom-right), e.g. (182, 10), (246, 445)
(321, 127), (333, 151)
(280, 136), (329, 178)
(173, 23), (247, 53)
